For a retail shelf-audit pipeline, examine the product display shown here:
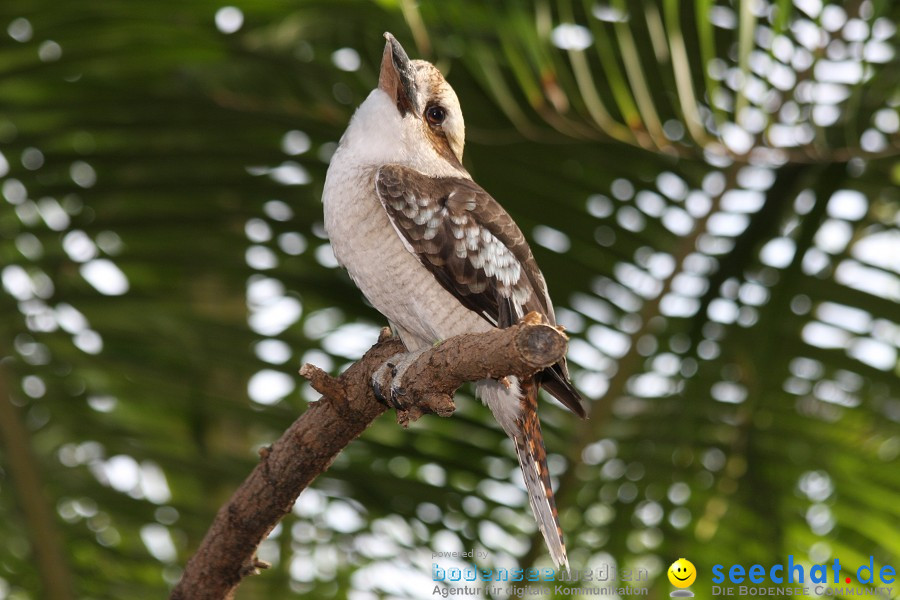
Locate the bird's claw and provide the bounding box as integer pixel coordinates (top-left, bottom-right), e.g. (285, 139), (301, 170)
(371, 355), (415, 411)
(371, 375), (388, 405)
(370, 348), (428, 418)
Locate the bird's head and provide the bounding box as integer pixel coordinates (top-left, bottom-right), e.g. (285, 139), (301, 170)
(376, 32), (466, 166)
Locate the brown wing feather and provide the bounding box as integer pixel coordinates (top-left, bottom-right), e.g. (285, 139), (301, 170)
(375, 164), (584, 417)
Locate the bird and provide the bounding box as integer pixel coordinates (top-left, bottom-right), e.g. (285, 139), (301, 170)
(322, 32), (586, 570)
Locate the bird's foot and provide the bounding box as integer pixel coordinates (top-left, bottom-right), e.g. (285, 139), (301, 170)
(371, 348), (426, 411)
(371, 347), (455, 427)
(371, 356), (403, 409)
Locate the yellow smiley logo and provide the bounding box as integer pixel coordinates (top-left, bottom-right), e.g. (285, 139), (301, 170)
(668, 558), (697, 588)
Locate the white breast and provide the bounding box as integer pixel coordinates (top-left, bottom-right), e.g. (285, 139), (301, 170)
(321, 95), (490, 350)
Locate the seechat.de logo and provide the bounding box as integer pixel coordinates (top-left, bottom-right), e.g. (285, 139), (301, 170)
(668, 558), (697, 597)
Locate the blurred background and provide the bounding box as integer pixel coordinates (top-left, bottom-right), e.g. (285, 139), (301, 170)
(0, 0), (898, 598)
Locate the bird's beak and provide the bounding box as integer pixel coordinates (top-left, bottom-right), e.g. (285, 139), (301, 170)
(379, 32), (418, 116)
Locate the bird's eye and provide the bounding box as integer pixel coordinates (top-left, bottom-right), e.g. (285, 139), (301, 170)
(425, 105), (446, 125)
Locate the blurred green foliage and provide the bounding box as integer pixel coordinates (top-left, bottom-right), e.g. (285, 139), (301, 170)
(0, 0), (898, 599)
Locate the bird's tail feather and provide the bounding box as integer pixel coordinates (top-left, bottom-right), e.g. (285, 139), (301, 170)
(515, 379), (569, 571)
(478, 377), (569, 571)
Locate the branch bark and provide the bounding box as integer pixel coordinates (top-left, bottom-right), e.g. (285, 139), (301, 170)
(170, 317), (568, 600)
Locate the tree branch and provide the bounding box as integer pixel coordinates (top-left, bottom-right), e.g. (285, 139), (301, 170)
(170, 316), (568, 600)
(0, 363), (75, 600)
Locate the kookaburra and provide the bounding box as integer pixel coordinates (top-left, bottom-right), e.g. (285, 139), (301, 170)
(322, 33), (585, 570)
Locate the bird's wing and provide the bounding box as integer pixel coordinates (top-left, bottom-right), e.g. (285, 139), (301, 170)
(375, 164), (584, 417)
